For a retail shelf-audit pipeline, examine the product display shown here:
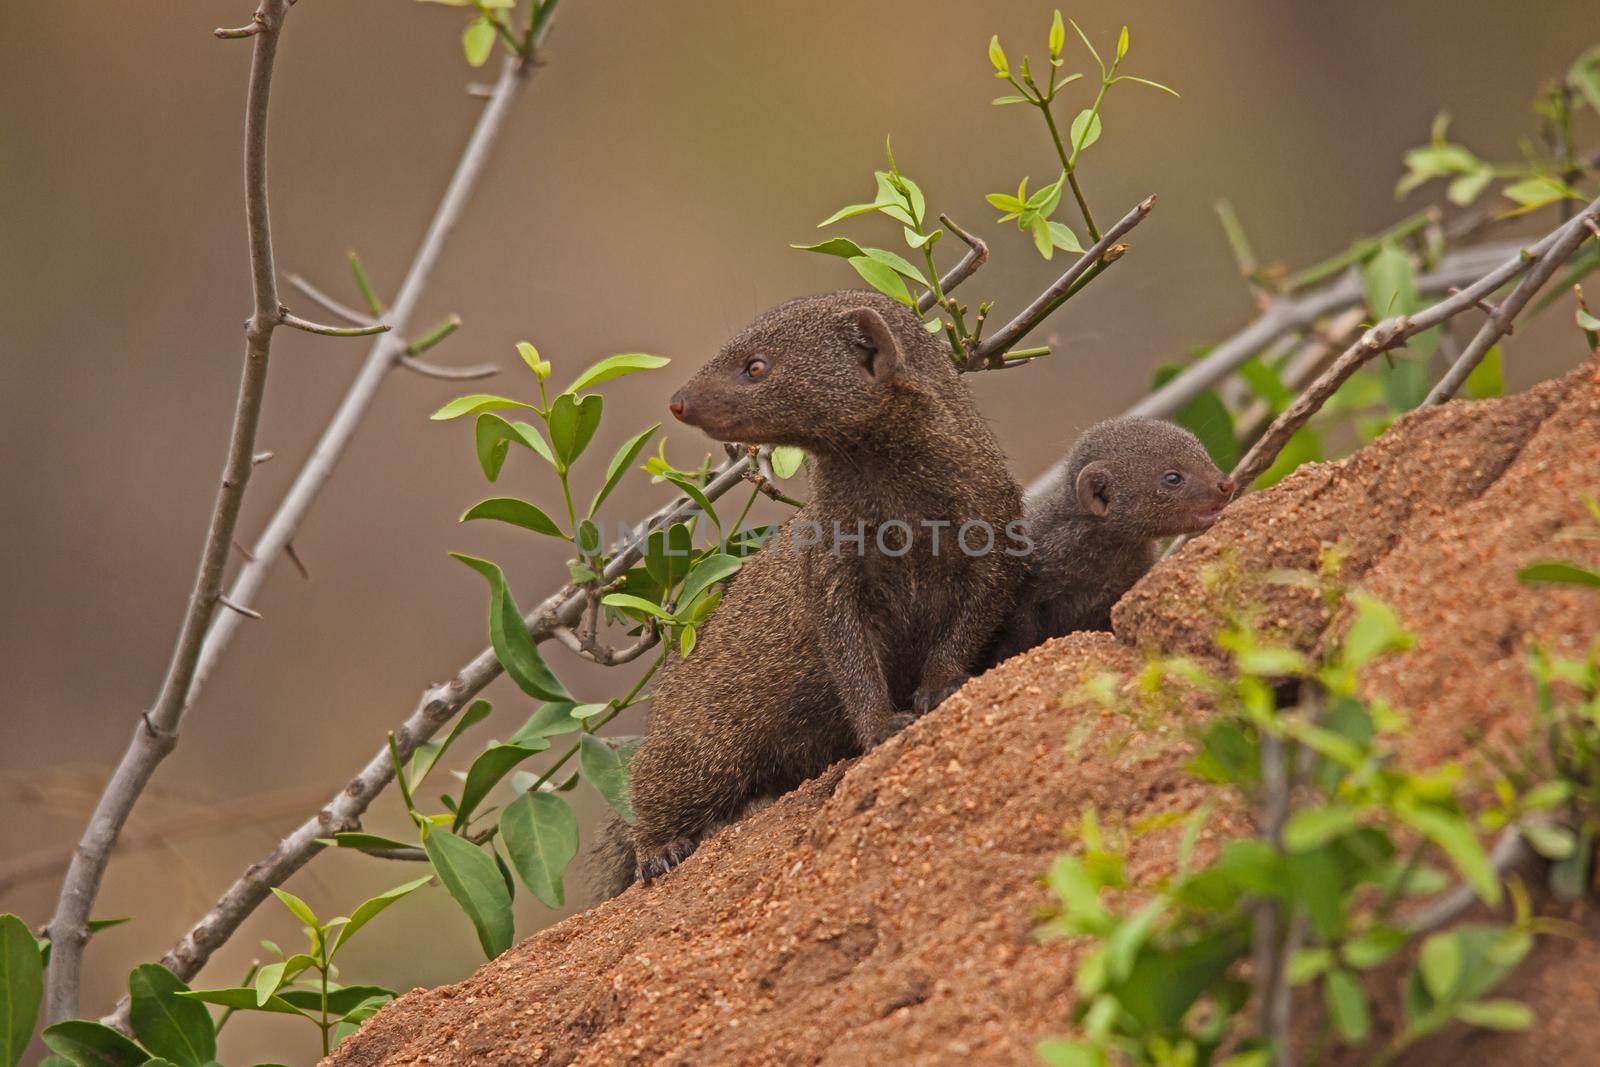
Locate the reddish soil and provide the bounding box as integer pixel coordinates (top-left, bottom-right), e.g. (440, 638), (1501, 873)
(331, 358), (1600, 1066)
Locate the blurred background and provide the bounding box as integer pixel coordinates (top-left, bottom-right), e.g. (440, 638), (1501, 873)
(2, 0), (1595, 1061)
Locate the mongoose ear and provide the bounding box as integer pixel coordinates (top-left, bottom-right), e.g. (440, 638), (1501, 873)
(835, 307), (902, 383)
(1075, 462), (1114, 517)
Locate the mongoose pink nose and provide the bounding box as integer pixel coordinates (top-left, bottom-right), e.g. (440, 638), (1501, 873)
(669, 394), (687, 421)
(1217, 477), (1237, 498)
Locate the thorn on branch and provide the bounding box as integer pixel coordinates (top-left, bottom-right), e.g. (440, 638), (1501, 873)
(279, 309), (391, 338)
(406, 314), (463, 356)
(400, 356), (500, 381)
(217, 595), (262, 620)
(284, 541), (310, 581)
(287, 274), (379, 329)
(214, 13), (269, 39)
(251, 451), (275, 465)
(1447, 286), (1513, 333)
(231, 539), (257, 563)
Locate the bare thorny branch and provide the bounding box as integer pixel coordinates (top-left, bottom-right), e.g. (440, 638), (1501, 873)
(48, 0), (565, 1028)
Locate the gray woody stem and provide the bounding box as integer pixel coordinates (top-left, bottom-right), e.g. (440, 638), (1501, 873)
(183, 46), (551, 730)
(119, 458), (751, 1017)
(45, 0), (295, 1024)
(1424, 200), (1600, 403)
(1233, 195), (1600, 487)
(976, 195), (1157, 360)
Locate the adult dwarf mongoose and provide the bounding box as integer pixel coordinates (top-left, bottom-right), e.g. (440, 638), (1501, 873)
(993, 416), (1233, 660)
(605, 290), (1025, 892)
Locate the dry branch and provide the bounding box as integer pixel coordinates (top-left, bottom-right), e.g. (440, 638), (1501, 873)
(1233, 195), (1600, 487)
(43, 0), (297, 1023)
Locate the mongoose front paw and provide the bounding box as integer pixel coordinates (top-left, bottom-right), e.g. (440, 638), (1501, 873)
(634, 835), (699, 884)
(912, 676), (968, 715)
(868, 711), (918, 746)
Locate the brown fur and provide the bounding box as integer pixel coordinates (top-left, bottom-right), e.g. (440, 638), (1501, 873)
(994, 417), (1232, 661)
(601, 291), (1024, 895)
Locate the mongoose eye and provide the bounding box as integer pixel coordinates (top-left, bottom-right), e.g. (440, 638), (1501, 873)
(1162, 471), (1184, 486)
(743, 356), (770, 381)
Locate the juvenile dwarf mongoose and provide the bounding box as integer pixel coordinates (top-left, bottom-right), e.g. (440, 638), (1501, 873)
(993, 417), (1233, 660)
(605, 290), (1025, 892)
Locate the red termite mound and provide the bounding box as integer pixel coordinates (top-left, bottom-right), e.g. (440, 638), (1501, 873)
(331, 357), (1600, 1066)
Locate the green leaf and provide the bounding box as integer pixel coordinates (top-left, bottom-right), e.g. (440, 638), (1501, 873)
(1342, 592), (1414, 669)
(1030, 216), (1054, 259)
(770, 446), (804, 479)
(1342, 925), (1408, 969)
(546, 392), (604, 469)
(1456, 998), (1533, 1031)
(1048, 10), (1065, 59)
(500, 792), (580, 908)
(269, 887), (318, 927)
(664, 475), (721, 535)
(678, 553), (742, 611)
(817, 202), (885, 227)
(1069, 109), (1102, 152)
(173, 987), (303, 1016)
(1115, 74), (1180, 96)
(40, 1021), (149, 1067)
(507, 702), (582, 743)
(845, 256), (916, 308)
(1238, 357), (1294, 411)
(1419, 932), (1462, 1000)
(454, 739), (552, 830)
(1035, 1038), (1097, 1067)
(792, 238), (867, 259)
(567, 702), (609, 721)
(474, 413), (556, 480)
(462, 15), (496, 67)
(589, 423), (659, 518)
(1324, 968), (1370, 1042)
(410, 699), (491, 784)
(986, 192), (1025, 214)
(601, 593), (674, 622)
(460, 497), (565, 538)
(1503, 175), (1578, 211)
(1116, 25), (1129, 59)
(422, 826), (514, 959)
(1283, 805), (1360, 852)
(991, 94), (1029, 106)
(276, 986), (395, 1016)
(1363, 240), (1418, 322)
(253, 954), (313, 1007)
(1255, 424), (1322, 487)
(579, 734), (635, 822)
(565, 353), (670, 394)
(1520, 822), (1575, 859)
(680, 624), (697, 657)
(1517, 561), (1600, 587)
(451, 554), (570, 701)
(0, 914), (43, 1067)
(128, 964), (215, 1067)
(861, 248), (928, 286)
(987, 34), (1008, 75)
(327, 831), (414, 854)
(331, 876), (432, 957)
(1464, 344), (1503, 398)
(1047, 221), (1083, 254)
(514, 341), (547, 377)
(431, 394), (537, 421)
(644, 522), (694, 590)
(1447, 167), (1494, 207)
(1402, 803), (1500, 905)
